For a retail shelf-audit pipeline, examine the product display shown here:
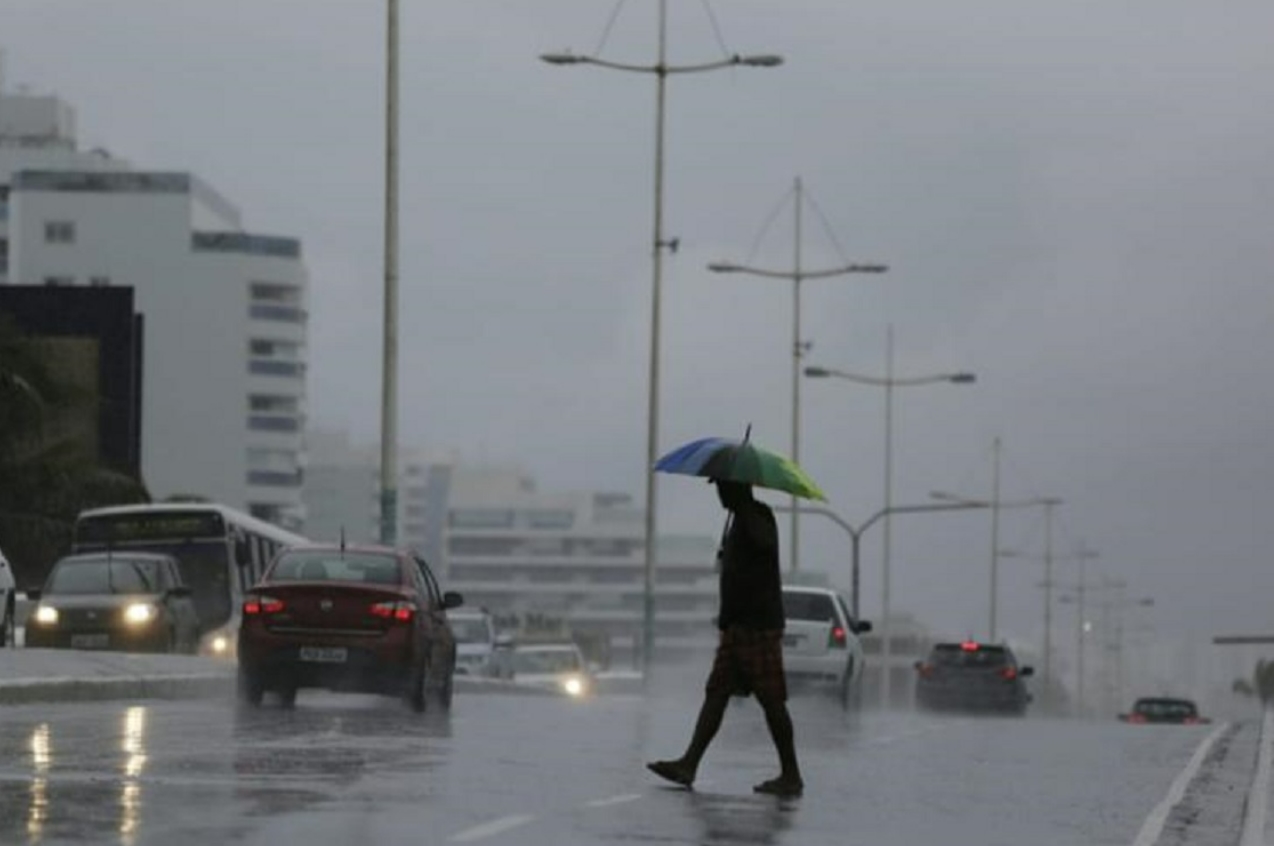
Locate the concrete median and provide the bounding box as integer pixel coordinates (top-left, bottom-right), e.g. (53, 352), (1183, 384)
(0, 649), (234, 705)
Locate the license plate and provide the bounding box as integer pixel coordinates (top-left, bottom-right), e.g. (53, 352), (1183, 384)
(71, 634), (110, 649)
(782, 635), (803, 647)
(299, 646), (347, 663)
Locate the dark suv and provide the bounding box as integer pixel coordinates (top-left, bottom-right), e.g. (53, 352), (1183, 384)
(914, 641), (1034, 715)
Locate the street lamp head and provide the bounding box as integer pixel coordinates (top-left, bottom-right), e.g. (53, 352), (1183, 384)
(707, 261), (740, 273)
(804, 366), (831, 378)
(540, 52), (585, 65)
(739, 54), (785, 67)
(948, 373), (977, 384)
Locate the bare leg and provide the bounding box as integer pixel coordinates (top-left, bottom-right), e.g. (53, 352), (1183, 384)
(754, 698), (803, 795)
(648, 690), (731, 786)
(683, 690), (731, 769)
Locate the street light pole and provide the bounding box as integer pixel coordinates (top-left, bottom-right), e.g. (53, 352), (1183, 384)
(709, 181), (886, 574)
(1041, 498), (1061, 694)
(379, 0), (400, 546)
(806, 356), (974, 707)
(542, 6), (782, 679)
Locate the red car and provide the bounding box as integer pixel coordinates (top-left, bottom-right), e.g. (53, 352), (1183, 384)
(237, 545), (462, 711)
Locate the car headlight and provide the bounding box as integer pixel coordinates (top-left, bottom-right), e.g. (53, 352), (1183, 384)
(199, 627), (238, 659)
(563, 676), (586, 697)
(34, 605), (59, 625)
(124, 604), (156, 625)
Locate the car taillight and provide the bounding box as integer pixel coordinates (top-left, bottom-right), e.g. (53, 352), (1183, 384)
(917, 663), (935, 678)
(243, 596), (284, 615)
(1182, 716), (1200, 725)
(1128, 713), (1147, 724)
(829, 626), (848, 649)
(370, 600), (417, 622)
(1000, 667), (1019, 681)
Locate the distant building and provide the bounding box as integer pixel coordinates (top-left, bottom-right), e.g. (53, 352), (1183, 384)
(0, 75), (308, 530)
(0, 285), (143, 477)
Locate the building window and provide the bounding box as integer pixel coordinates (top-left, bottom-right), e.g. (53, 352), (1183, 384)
(448, 509), (515, 529)
(247, 470), (303, 487)
(525, 509), (575, 530)
(248, 414), (300, 433)
(44, 221), (76, 244)
(249, 394), (299, 414)
(249, 303), (305, 323)
(43, 275), (74, 287)
(89, 276), (110, 287)
(249, 360), (304, 378)
(250, 281), (301, 304)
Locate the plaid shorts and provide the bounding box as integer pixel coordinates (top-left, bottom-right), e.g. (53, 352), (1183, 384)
(705, 627), (788, 704)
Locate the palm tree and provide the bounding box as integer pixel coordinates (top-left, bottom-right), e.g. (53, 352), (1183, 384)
(0, 315), (150, 589)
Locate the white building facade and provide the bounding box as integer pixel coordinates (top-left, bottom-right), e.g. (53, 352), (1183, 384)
(0, 83), (308, 529)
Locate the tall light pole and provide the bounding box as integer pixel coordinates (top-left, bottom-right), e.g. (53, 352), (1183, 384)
(805, 343), (974, 709)
(709, 179), (887, 573)
(542, 3), (782, 677)
(379, 0), (400, 546)
(932, 442), (1058, 642)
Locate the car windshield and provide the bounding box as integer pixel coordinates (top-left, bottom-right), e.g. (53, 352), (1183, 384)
(1134, 700), (1197, 718)
(513, 648), (581, 674)
(270, 551), (402, 586)
(451, 618), (492, 644)
(932, 644), (1011, 668)
(46, 557), (162, 595)
(782, 591), (838, 622)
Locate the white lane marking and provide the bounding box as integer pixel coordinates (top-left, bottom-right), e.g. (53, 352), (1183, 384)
(1130, 722), (1228, 846)
(1241, 709), (1273, 846)
(585, 793), (642, 809)
(449, 814), (536, 843)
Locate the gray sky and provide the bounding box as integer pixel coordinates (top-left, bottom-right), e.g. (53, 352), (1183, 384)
(5, 1), (1274, 660)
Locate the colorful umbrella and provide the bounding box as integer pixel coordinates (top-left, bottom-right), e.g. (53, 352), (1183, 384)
(654, 433), (827, 502)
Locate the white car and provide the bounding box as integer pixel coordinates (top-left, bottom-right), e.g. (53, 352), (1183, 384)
(781, 585), (871, 707)
(509, 642), (593, 698)
(0, 545), (15, 647)
(447, 607), (499, 677)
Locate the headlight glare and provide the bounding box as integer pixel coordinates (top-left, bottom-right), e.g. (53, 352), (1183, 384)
(34, 605), (59, 625)
(124, 604), (156, 625)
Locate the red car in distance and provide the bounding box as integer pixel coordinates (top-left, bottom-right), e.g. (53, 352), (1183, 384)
(1119, 697), (1211, 725)
(237, 545), (462, 711)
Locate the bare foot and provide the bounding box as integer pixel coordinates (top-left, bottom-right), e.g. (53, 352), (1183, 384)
(753, 775), (803, 797)
(646, 759), (695, 787)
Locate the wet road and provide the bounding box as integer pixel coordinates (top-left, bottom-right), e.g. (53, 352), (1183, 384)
(0, 686), (1221, 846)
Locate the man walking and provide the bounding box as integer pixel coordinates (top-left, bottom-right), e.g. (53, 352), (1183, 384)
(647, 480), (804, 797)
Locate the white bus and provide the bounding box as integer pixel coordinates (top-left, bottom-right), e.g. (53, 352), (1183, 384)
(72, 503), (308, 656)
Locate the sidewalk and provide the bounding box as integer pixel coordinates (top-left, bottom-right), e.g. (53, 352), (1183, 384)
(0, 648), (234, 705)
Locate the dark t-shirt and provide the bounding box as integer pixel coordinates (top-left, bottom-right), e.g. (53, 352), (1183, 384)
(717, 501), (784, 631)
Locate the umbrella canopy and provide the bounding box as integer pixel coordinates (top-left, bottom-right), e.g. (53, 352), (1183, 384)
(654, 436), (827, 502)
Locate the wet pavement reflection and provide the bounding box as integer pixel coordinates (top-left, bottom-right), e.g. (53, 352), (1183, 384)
(0, 689), (1220, 846)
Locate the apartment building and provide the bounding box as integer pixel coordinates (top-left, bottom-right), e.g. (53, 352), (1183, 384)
(0, 77), (308, 529)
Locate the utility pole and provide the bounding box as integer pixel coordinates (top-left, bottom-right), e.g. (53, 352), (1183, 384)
(989, 437), (1002, 640)
(378, 0), (400, 546)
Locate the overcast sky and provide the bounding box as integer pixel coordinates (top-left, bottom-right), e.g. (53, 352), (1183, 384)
(5, 1), (1274, 677)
